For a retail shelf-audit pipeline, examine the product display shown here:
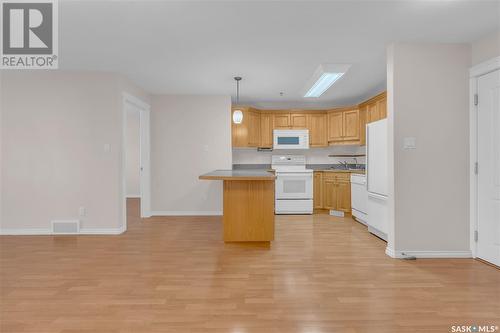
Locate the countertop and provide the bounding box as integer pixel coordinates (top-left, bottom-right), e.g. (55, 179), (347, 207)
(316, 169), (366, 174)
(199, 170), (276, 181)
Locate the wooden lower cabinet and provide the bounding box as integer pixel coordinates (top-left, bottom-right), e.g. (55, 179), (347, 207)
(322, 178), (337, 210)
(313, 171), (351, 213)
(336, 180), (351, 212)
(313, 172), (323, 209)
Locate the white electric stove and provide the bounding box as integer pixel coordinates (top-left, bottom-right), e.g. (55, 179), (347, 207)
(271, 155), (313, 214)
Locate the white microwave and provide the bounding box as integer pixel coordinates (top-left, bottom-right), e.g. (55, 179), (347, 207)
(273, 129), (309, 150)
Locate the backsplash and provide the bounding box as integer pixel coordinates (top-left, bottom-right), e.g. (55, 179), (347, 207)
(232, 146), (366, 165)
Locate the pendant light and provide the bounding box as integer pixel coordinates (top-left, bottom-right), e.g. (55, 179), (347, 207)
(232, 77), (243, 124)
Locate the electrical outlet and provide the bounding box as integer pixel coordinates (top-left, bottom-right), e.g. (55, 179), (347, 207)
(403, 137), (417, 150)
(79, 207), (86, 217)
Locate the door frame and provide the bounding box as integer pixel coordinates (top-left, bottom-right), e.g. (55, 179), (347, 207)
(469, 56), (500, 257)
(122, 92), (151, 232)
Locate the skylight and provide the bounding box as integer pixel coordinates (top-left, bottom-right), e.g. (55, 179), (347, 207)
(303, 64), (351, 98)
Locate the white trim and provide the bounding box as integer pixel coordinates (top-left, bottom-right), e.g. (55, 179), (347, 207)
(122, 93), (152, 230)
(150, 211), (223, 216)
(469, 56), (500, 259)
(139, 105), (152, 218)
(126, 195), (141, 199)
(386, 248), (472, 259)
(122, 92), (150, 111)
(469, 56), (500, 78)
(385, 246), (396, 258)
(0, 226), (126, 236)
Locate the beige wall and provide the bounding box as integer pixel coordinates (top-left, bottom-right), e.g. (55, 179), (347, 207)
(150, 95), (232, 215)
(126, 108), (141, 197)
(387, 43), (471, 255)
(0, 71), (149, 233)
(471, 30), (500, 66)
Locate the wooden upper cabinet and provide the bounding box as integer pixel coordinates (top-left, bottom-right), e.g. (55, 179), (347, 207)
(308, 113), (328, 147)
(230, 101), (381, 148)
(343, 109), (360, 141)
(246, 110), (261, 147)
(232, 107), (261, 148)
(327, 111), (344, 142)
(367, 103), (379, 123)
(260, 113), (273, 148)
(290, 113), (308, 129)
(362, 92), (387, 124)
(273, 114), (291, 129)
(377, 95), (387, 119)
(231, 107), (249, 148)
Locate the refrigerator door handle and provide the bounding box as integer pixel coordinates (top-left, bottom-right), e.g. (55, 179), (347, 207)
(366, 125), (370, 192)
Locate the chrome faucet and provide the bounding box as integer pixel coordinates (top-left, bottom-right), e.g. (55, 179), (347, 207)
(338, 160), (349, 169)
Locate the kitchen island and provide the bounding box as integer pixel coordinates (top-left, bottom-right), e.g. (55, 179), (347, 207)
(199, 170), (276, 243)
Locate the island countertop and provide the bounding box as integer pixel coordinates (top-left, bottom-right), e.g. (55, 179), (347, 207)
(199, 169), (276, 181)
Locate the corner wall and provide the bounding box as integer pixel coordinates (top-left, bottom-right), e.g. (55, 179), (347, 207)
(150, 95), (232, 215)
(471, 30), (500, 66)
(387, 43), (471, 257)
(0, 71), (149, 234)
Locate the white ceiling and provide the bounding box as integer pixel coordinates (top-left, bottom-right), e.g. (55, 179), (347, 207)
(60, 0), (499, 108)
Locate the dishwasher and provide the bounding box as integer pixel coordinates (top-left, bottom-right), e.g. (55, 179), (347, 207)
(350, 173), (368, 225)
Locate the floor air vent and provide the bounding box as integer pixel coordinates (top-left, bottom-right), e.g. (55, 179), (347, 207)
(51, 220), (80, 234)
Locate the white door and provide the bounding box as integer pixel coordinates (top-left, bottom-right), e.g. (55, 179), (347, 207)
(477, 69), (500, 266)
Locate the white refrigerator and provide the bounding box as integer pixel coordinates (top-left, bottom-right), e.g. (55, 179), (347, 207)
(366, 119), (388, 241)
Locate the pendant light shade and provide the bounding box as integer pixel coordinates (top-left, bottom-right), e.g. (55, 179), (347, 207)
(232, 77), (243, 124)
(232, 110), (243, 124)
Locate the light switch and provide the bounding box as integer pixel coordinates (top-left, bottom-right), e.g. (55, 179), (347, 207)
(403, 137), (416, 150)
(79, 207), (86, 217)
(203, 145), (209, 152)
(103, 143), (111, 153)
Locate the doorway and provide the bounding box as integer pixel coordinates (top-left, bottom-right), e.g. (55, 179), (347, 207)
(470, 58), (500, 267)
(122, 93), (151, 230)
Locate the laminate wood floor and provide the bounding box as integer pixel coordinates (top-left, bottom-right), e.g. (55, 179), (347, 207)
(1, 199), (498, 333)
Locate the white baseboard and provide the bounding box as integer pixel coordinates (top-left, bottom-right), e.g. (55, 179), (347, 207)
(150, 211), (222, 216)
(385, 247), (472, 259)
(385, 246), (397, 258)
(0, 226), (126, 236)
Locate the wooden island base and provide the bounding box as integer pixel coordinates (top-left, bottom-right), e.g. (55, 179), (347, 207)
(199, 170), (276, 243)
(223, 180), (274, 242)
